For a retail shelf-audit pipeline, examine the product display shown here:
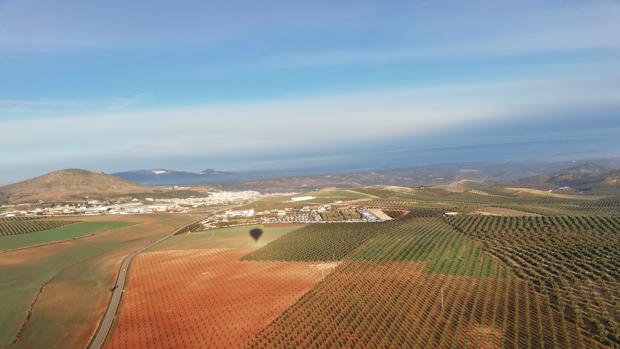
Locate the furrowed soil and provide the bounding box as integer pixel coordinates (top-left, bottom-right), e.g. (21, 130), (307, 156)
(105, 248), (327, 349)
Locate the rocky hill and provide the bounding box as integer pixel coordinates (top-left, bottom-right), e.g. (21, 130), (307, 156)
(0, 169), (154, 203)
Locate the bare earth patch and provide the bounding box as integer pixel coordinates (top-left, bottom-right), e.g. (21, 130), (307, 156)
(369, 208), (393, 221)
(474, 207), (540, 217)
(105, 248), (326, 349)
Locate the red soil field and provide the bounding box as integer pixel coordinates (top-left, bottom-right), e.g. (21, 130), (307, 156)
(105, 248), (327, 349)
(250, 262), (605, 348)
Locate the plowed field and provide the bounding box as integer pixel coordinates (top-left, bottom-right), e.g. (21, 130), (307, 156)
(105, 248), (328, 349)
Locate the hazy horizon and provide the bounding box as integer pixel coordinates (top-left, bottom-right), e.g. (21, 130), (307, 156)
(2, 0), (619, 183)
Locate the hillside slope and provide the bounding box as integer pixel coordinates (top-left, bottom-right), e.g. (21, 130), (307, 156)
(514, 162), (620, 191)
(0, 169), (153, 203)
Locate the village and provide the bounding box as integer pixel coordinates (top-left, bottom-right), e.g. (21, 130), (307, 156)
(199, 203), (393, 230)
(0, 190), (269, 217)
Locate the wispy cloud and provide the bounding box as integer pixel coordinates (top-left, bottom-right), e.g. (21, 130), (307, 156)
(0, 95), (147, 116)
(1, 0), (619, 183)
(2, 74), (618, 165)
(266, 2), (620, 68)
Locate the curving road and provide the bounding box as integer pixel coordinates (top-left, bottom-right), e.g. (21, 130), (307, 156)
(87, 220), (200, 349)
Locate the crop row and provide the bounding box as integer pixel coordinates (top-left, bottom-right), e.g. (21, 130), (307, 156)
(403, 208), (454, 218)
(106, 249), (325, 349)
(250, 261), (603, 348)
(578, 199), (620, 216)
(350, 219), (505, 277)
(364, 200), (419, 209)
(241, 221), (398, 262)
(0, 219), (78, 237)
(447, 215), (620, 347)
(356, 186), (620, 216)
(382, 210), (407, 219)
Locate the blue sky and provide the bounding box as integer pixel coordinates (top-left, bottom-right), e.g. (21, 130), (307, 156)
(1, 0), (619, 184)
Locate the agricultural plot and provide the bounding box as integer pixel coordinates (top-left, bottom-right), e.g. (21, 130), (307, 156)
(105, 248), (327, 349)
(474, 207), (539, 217)
(361, 186), (606, 216)
(404, 207), (455, 217)
(0, 239), (123, 347)
(365, 199), (419, 209)
(151, 224), (304, 251)
(320, 208), (362, 221)
(0, 218), (78, 237)
(101, 208), (616, 348)
(578, 198), (620, 215)
(0, 221), (131, 252)
(308, 189), (371, 201)
(0, 214), (202, 349)
(351, 219), (505, 277)
(447, 215), (620, 348)
(382, 209), (408, 219)
(354, 187), (416, 199)
(250, 261), (603, 349)
(236, 189), (372, 212)
(241, 222), (398, 262)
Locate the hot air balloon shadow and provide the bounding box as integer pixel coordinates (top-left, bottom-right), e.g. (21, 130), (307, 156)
(249, 228), (263, 242)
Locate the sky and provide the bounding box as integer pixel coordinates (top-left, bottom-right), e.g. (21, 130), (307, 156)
(1, 0), (620, 184)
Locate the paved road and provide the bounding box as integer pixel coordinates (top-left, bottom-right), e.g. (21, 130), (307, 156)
(87, 221), (199, 349)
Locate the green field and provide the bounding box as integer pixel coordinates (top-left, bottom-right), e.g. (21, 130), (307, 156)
(151, 224), (305, 251)
(242, 221), (398, 261)
(0, 239), (123, 345)
(0, 218), (78, 237)
(0, 221), (132, 252)
(351, 218), (505, 277)
(0, 214), (202, 349)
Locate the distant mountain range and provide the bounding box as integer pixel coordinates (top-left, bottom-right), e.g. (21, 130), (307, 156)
(513, 163), (620, 191)
(0, 169), (154, 204)
(2, 161), (618, 204)
(112, 169), (240, 186)
(113, 162), (620, 193)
